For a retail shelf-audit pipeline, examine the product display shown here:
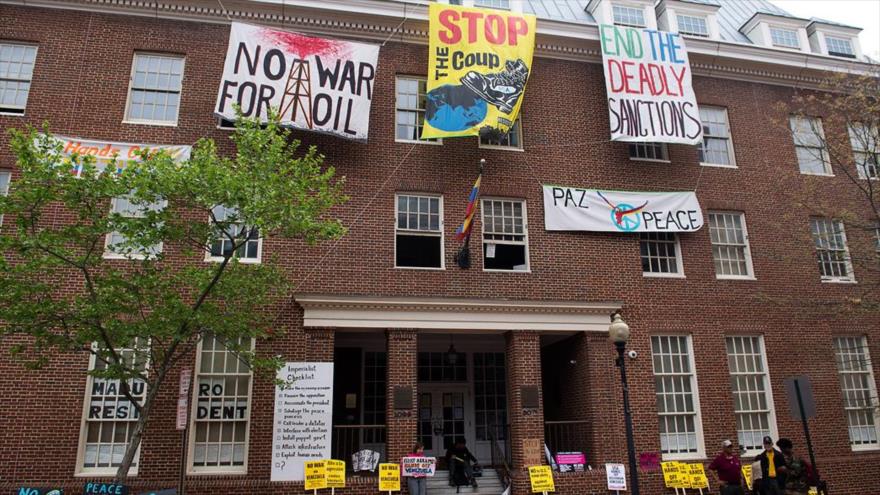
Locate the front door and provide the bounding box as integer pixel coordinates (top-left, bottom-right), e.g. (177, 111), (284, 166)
(418, 385), (471, 461)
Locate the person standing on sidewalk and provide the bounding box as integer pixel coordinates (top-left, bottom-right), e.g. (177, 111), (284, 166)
(405, 442), (429, 495)
(756, 436), (787, 495)
(709, 439), (744, 495)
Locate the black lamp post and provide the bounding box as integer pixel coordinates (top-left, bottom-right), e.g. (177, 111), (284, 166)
(609, 312), (639, 495)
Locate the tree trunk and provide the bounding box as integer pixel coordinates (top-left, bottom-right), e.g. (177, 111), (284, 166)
(115, 364), (171, 482)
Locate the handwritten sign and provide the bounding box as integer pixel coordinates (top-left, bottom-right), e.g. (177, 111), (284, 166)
(304, 460), (328, 490)
(83, 484), (129, 495)
(401, 456), (437, 477)
(523, 438), (543, 466)
(326, 459), (346, 488)
(606, 463), (627, 491)
(599, 24), (702, 144)
(271, 362), (334, 481)
(529, 465), (555, 493)
(49, 135), (191, 177)
(17, 489), (63, 495)
(379, 463), (401, 492)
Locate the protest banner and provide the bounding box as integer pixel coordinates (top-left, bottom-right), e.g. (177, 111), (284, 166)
(83, 483), (129, 495)
(422, 3), (536, 139)
(687, 463), (709, 490)
(50, 135), (191, 176)
(304, 460), (328, 491)
(215, 23), (379, 141)
(605, 463), (627, 491)
(378, 463), (401, 492)
(543, 185), (703, 232)
(326, 459), (346, 489)
(661, 462), (688, 490)
(528, 465), (555, 493)
(599, 24), (702, 144)
(401, 456), (437, 477)
(17, 489), (63, 495)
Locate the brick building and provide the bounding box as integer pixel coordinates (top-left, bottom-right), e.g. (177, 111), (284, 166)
(1, 0), (879, 494)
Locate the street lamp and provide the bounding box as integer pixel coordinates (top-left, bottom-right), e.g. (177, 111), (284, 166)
(609, 312), (640, 495)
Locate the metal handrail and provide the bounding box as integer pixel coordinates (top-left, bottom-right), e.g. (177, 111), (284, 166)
(488, 424), (511, 490)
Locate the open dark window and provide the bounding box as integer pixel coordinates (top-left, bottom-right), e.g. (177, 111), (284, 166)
(481, 198), (528, 271)
(395, 194), (443, 268)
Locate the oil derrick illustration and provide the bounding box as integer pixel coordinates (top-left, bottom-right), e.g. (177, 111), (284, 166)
(279, 59), (313, 128)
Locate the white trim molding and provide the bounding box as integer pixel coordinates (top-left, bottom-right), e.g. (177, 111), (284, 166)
(295, 294), (621, 332)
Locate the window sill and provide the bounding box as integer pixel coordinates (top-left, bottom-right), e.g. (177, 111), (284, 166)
(76, 470), (138, 477)
(0, 110), (26, 117)
(643, 272), (686, 279)
(394, 265), (445, 271)
(629, 157), (671, 163)
(483, 268), (531, 273)
(700, 162), (737, 169)
(821, 278), (857, 284)
(479, 145), (524, 152)
(716, 275), (757, 281)
(395, 139), (442, 146)
(123, 119), (179, 127)
(851, 444), (880, 452)
(799, 171), (834, 177)
(206, 256), (262, 264)
(187, 469), (248, 476)
(103, 252), (155, 261)
(661, 453), (706, 462)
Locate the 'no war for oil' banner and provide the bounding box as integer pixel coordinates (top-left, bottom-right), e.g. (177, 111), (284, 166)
(215, 23), (379, 141)
(422, 3), (536, 139)
(599, 24), (702, 144)
(543, 185), (703, 233)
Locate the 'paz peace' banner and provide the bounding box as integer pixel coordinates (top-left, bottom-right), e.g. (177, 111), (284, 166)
(215, 23), (379, 141)
(600, 24), (702, 144)
(543, 185), (703, 233)
(422, 3), (536, 139)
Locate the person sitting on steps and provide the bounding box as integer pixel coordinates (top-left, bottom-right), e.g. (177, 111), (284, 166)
(445, 437), (480, 489)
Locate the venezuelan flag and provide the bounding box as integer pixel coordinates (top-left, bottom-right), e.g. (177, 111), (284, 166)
(455, 174), (481, 241)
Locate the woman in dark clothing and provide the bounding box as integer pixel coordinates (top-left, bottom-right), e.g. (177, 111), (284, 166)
(445, 437), (480, 488)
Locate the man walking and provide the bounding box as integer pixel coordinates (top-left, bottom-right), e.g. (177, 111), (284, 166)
(709, 439), (744, 495)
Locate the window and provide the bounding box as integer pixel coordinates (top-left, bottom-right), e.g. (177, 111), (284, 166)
(479, 117), (523, 150)
(207, 205), (261, 263)
(810, 217), (854, 282)
(677, 15), (709, 37)
(77, 343), (147, 475)
(651, 335), (703, 458)
(189, 335), (253, 472)
(417, 352), (466, 382)
(848, 123), (879, 180)
(875, 227), (880, 253)
(0, 42), (37, 114)
(0, 170), (10, 227)
(699, 106), (735, 167)
(125, 53), (184, 125)
(640, 232), (683, 276)
(474, 352), (507, 441)
(826, 36), (856, 58)
(475, 0), (510, 8)
(833, 336), (880, 449)
(613, 5), (646, 28)
(363, 352), (387, 443)
(770, 27), (800, 49)
(725, 336), (776, 454)
(481, 198), (528, 271)
(790, 116), (830, 175)
(395, 194), (443, 269)
(629, 142), (668, 161)
(105, 195), (166, 259)
(708, 212), (754, 279)
(396, 77), (438, 143)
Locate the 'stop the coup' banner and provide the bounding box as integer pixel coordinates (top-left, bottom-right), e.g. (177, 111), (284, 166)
(599, 24), (702, 144)
(215, 23), (380, 141)
(421, 4), (536, 139)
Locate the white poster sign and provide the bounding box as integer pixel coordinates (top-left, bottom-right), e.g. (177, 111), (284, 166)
(606, 463), (627, 491)
(50, 135), (191, 176)
(599, 24), (702, 144)
(271, 362), (334, 482)
(401, 457), (437, 477)
(215, 23), (379, 141)
(543, 185), (703, 233)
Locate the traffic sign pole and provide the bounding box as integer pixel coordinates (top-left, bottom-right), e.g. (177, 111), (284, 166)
(795, 378), (825, 495)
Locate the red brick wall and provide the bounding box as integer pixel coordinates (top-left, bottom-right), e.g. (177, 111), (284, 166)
(1, 5), (879, 495)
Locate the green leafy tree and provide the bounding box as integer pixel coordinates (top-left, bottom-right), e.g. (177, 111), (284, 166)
(0, 115), (347, 481)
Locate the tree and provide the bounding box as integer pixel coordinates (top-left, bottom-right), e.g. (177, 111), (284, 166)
(778, 70), (880, 312)
(0, 115), (347, 481)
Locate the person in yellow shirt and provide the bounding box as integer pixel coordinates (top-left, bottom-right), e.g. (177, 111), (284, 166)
(755, 436), (787, 495)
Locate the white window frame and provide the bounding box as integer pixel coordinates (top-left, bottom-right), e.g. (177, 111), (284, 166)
(474, 0), (510, 9)
(612, 4), (647, 28)
(826, 36), (856, 58)
(394, 193), (445, 270)
(187, 335), (255, 474)
(676, 14), (710, 38)
(791, 116), (832, 176)
(699, 106), (736, 168)
(640, 232), (684, 278)
(810, 217), (856, 283)
(0, 41), (38, 115)
(123, 52), (185, 126)
(479, 116), (524, 151)
(725, 335), (778, 457)
(103, 195), (166, 260)
(204, 206), (262, 264)
(629, 142), (669, 162)
(875, 226), (880, 253)
(848, 123), (879, 180)
(770, 26), (800, 49)
(651, 334), (705, 461)
(0, 170), (10, 227)
(480, 197), (530, 272)
(708, 211), (756, 280)
(395, 76), (441, 145)
(76, 344), (148, 477)
(833, 336), (880, 451)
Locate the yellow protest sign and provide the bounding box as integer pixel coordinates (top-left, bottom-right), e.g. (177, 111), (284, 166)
(742, 464), (753, 491)
(687, 463), (709, 489)
(378, 463), (400, 492)
(528, 465), (555, 493)
(661, 462), (689, 489)
(304, 460), (327, 490)
(808, 488), (819, 495)
(326, 459), (345, 489)
(422, 3), (536, 139)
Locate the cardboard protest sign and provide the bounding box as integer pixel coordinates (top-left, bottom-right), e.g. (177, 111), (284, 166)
(605, 463), (627, 490)
(215, 23), (379, 141)
(304, 460), (328, 490)
(326, 459), (346, 488)
(378, 463), (400, 492)
(687, 463), (709, 489)
(742, 465), (753, 491)
(599, 24), (702, 144)
(661, 461), (688, 489)
(50, 135), (191, 176)
(422, 3), (536, 139)
(401, 456), (436, 477)
(543, 185), (704, 232)
(528, 465), (555, 493)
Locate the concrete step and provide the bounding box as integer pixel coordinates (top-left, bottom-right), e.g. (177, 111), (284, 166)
(423, 470), (506, 495)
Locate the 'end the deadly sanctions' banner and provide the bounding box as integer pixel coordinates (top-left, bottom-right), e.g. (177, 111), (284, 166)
(599, 24), (702, 145)
(543, 185), (703, 233)
(215, 23), (379, 141)
(422, 4), (536, 139)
